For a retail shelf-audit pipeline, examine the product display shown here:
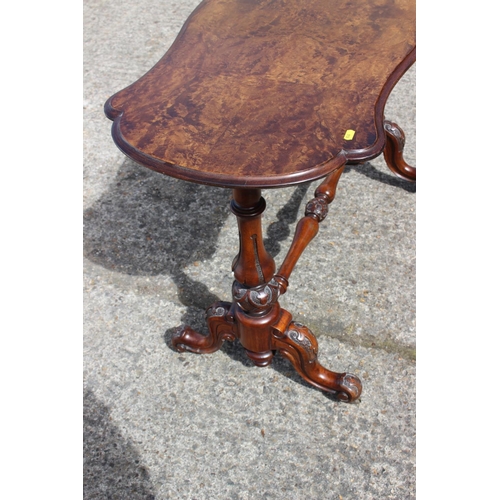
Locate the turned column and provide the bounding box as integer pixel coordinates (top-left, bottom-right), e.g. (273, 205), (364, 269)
(230, 189), (281, 366)
(230, 189), (275, 286)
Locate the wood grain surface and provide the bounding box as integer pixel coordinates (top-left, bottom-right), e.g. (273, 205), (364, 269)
(105, 0), (416, 188)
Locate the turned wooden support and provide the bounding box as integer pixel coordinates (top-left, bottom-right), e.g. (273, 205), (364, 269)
(230, 189), (280, 363)
(231, 189), (276, 287)
(275, 164), (345, 293)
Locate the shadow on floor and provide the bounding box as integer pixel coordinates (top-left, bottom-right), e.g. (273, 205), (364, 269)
(83, 159), (232, 332)
(83, 158), (311, 339)
(83, 388), (156, 499)
(344, 162), (416, 193)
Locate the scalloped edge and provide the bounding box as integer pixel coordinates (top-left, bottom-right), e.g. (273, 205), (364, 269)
(105, 29), (415, 188)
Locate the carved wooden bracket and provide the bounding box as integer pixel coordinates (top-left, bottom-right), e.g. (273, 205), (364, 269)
(383, 120), (416, 181)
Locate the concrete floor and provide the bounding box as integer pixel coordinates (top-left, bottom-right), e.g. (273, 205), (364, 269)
(84, 1), (416, 498)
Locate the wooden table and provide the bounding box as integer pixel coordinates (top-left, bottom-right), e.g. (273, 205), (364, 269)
(105, 0), (416, 402)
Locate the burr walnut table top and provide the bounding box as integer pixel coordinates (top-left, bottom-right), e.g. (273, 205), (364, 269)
(105, 0), (415, 188)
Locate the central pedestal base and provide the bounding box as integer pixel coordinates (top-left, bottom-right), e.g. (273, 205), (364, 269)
(172, 299), (362, 402)
(171, 182), (363, 402)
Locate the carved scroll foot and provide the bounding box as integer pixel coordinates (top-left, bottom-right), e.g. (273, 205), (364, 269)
(171, 301), (237, 354)
(383, 120), (416, 181)
(272, 321), (362, 402)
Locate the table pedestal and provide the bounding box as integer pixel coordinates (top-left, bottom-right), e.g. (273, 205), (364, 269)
(172, 165), (364, 402)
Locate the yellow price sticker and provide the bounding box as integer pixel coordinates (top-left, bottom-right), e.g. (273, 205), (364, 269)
(343, 129), (356, 140)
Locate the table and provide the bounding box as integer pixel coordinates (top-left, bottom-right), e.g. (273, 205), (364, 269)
(104, 0), (416, 402)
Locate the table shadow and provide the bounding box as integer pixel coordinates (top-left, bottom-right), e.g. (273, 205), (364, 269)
(84, 159), (232, 330)
(344, 162), (416, 193)
(83, 388), (156, 499)
(84, 159), (309, 364)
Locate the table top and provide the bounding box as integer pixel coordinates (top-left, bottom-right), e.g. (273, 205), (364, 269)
(105, 0), (415, 188)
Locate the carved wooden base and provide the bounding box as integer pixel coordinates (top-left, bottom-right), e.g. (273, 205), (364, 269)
(172, 302), (236, 354)
(172, 180), (363, 402)
(172, 301), (362, 402)
(272, 319), (362, 401)
(383, 120), (416, 181)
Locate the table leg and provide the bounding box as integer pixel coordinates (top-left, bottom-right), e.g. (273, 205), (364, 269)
(271, 313), (362, 402)
(383, 120), (416, 181)
(172, 175), (362, 402)
(172, 301), (236, 354)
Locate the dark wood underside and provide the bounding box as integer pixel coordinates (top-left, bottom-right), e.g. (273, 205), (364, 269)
(105, 0), (416, 188)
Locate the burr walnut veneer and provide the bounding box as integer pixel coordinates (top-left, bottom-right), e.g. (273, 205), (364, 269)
(105, 0), (416, 402)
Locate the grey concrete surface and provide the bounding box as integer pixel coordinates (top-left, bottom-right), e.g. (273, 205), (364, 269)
(83, 1), (416, 498)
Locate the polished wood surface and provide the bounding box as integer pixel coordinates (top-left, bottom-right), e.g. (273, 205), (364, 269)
(105, 0), (416, 188)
